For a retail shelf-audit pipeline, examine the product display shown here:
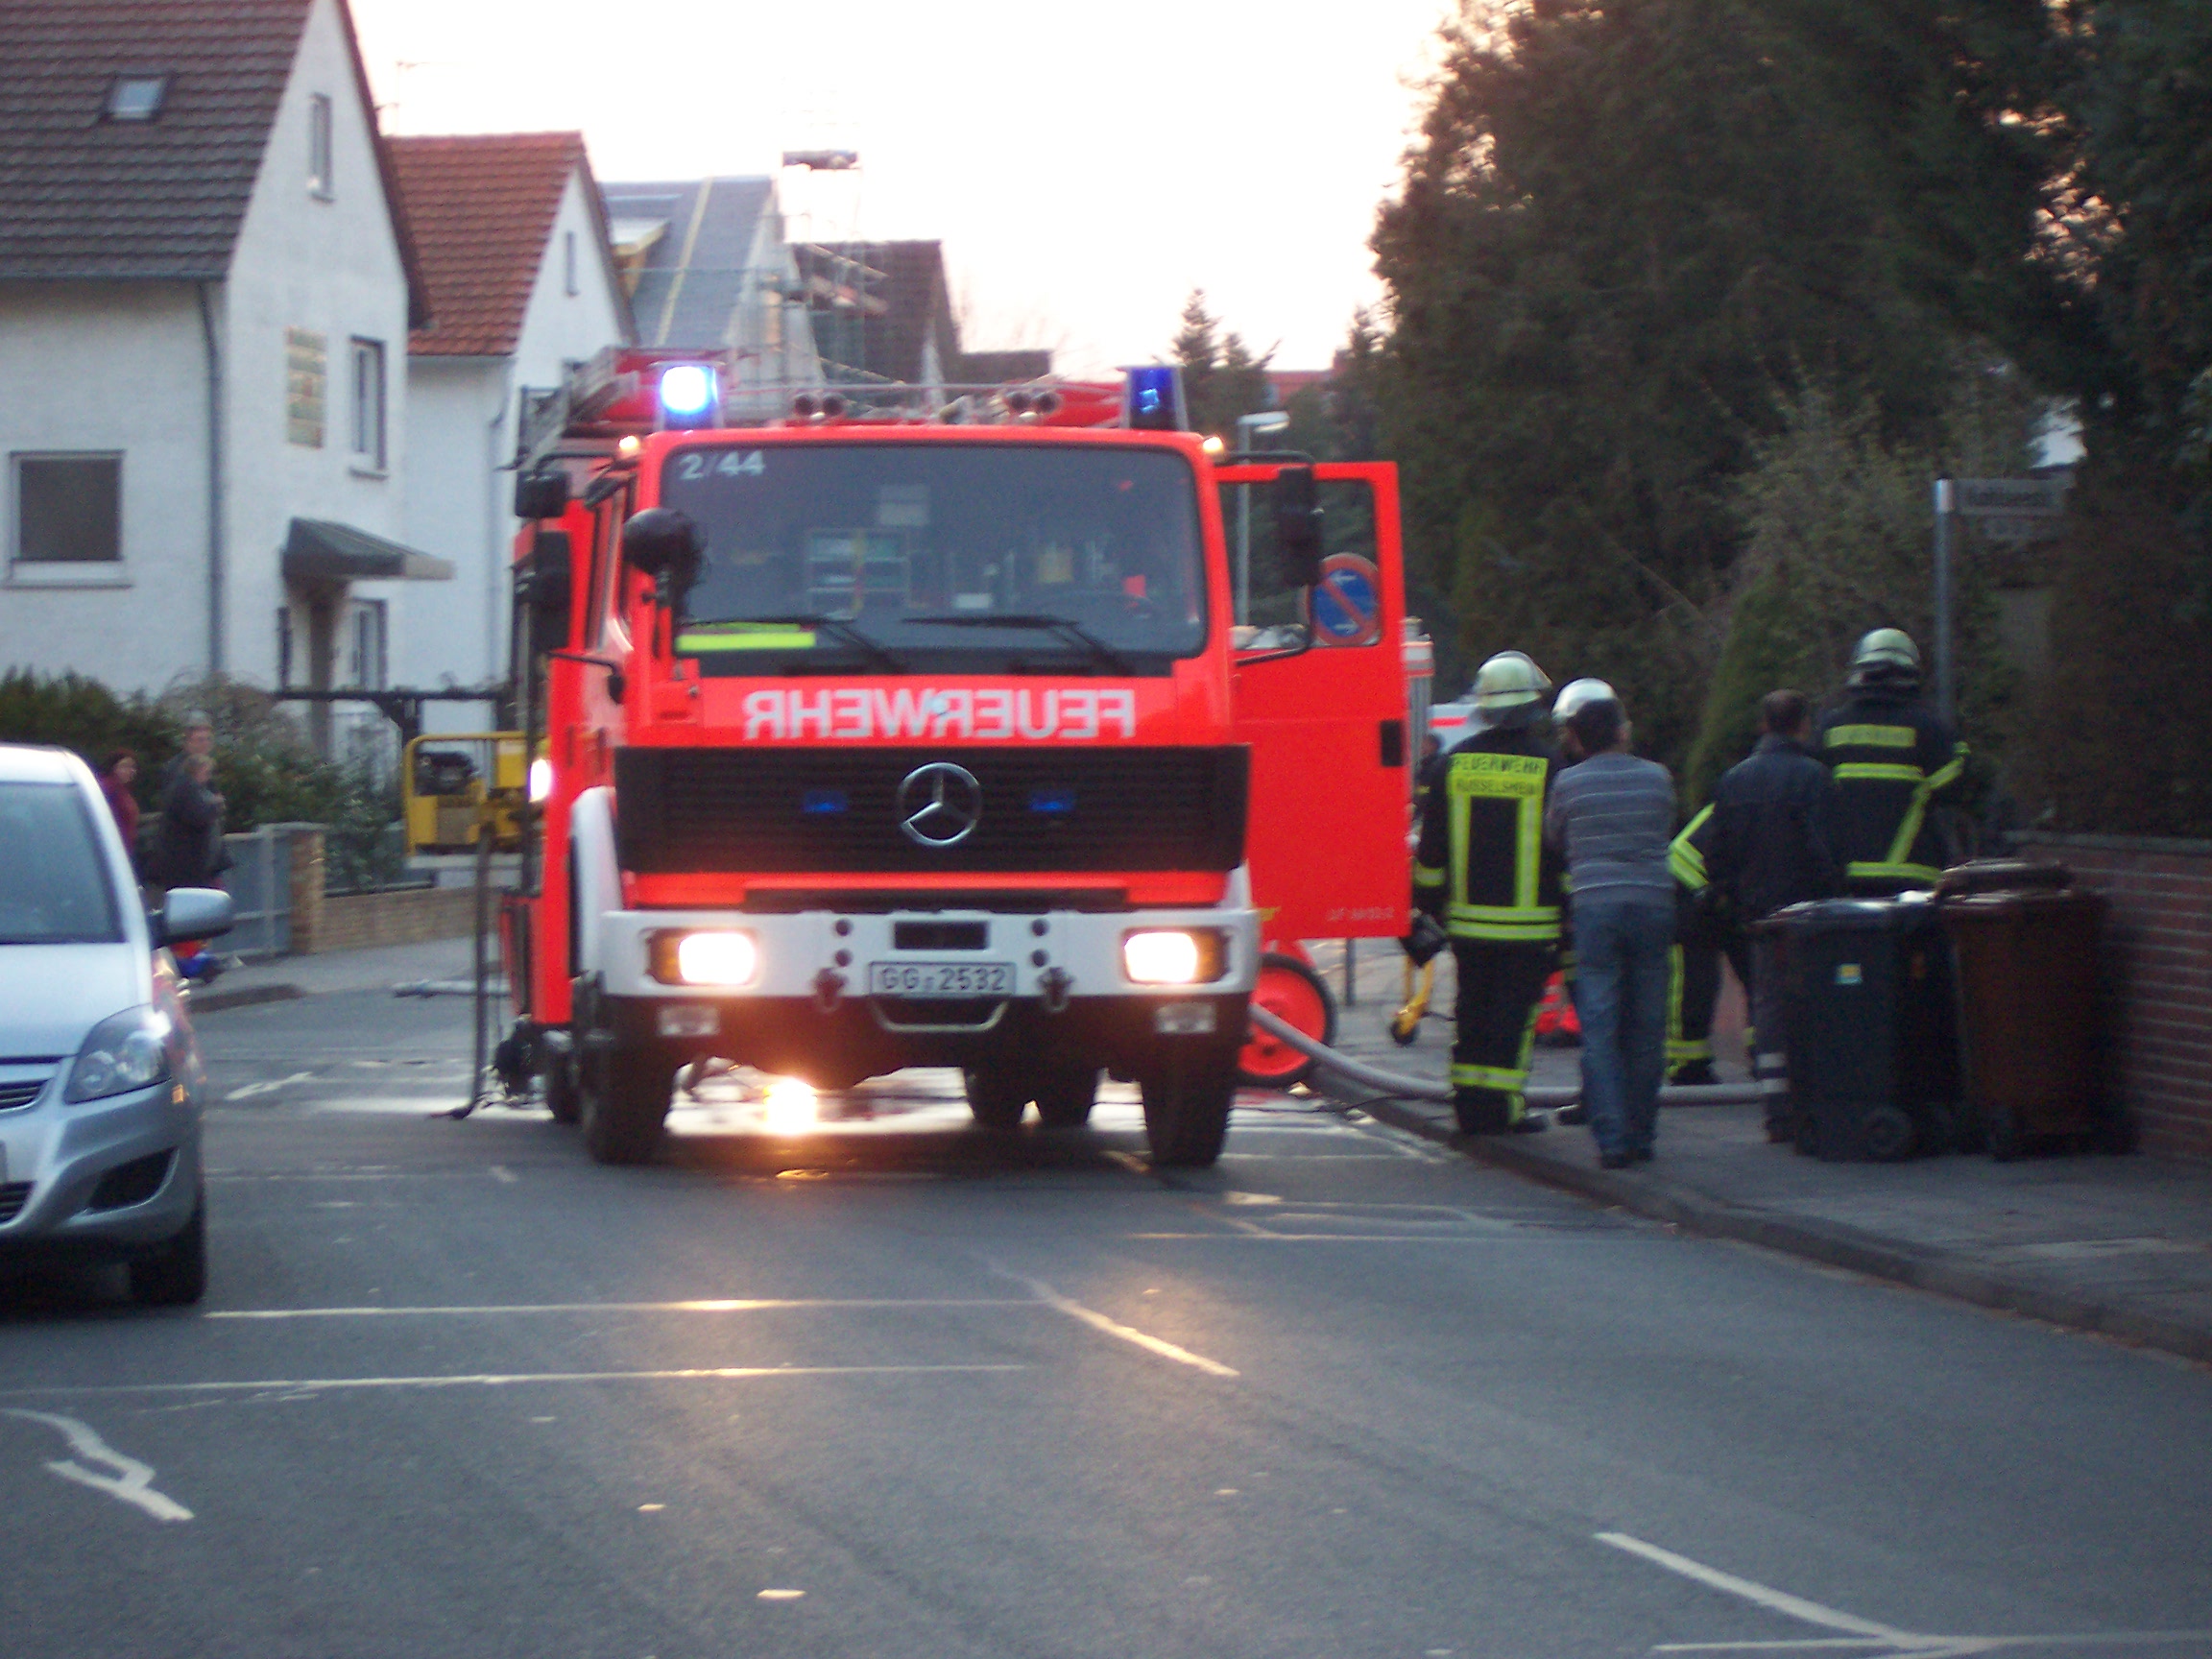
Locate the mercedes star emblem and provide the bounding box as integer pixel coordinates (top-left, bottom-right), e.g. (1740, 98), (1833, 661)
(896, 761), (983, 847)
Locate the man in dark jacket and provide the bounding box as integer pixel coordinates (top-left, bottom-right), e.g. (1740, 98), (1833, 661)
(154, 752), (228, 891)
(1692, 688), (1843, 1140)
(1816, 629), (1965, 895)
(1413, 651), (1563, 1136)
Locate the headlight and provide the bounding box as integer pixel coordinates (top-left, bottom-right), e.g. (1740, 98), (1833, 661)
(1121, 929), (1228, 986)
(650, 929), (759, 987)
(528, 757), (554, 803)
(64, 1007), (175, 1103)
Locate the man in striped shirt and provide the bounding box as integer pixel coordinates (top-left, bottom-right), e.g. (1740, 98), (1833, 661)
(1544, 695), (1677, 1168)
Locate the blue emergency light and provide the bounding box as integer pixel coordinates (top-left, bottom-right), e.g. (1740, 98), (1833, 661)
(658, 363), (720, 429)
(1121, 365), (1188, 432)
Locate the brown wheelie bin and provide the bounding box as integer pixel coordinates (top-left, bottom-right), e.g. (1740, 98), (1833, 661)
(1937, 862), (2123, 1159)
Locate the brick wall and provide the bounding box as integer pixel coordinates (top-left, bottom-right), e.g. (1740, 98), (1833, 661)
(293, 884), (481, 955)
(2017, 833), (2212, 1162)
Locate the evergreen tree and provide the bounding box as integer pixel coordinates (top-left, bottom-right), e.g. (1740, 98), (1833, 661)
(1170, 289), (1276, 441)
(1373, 0), (2067, 763)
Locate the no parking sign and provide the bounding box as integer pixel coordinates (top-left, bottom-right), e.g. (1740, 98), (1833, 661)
(1303, 553), (1383, 646)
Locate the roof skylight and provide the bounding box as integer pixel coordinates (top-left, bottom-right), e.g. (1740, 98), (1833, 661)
(105, 75), (170, 122)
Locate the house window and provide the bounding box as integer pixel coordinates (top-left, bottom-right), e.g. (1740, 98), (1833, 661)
(349, 339), (386, 471)
(346, 600), (388, 689)
(105, 75), (169, 122)
(12, 455), (121, 564)
(565, 230), (579, 297)
(308, 93), (333, 197)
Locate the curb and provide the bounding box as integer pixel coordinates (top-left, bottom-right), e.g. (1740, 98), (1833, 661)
(1345, 1090), (2212, 1369)
(186, 982), (305, 1015)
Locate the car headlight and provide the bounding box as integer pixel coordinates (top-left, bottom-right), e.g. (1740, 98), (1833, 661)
(64, 1007), (175, 1103)
(650, 929), (759, 987)
(1121, 929), (1228, 986)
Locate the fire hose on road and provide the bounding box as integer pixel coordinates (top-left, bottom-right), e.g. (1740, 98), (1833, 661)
(1245, 1004), (1761, 1109)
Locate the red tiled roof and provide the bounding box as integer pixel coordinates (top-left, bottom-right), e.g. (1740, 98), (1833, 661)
(390, 132), (592, 356)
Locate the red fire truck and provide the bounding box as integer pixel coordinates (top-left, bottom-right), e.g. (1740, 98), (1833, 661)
(499, 349), (1411, 1166)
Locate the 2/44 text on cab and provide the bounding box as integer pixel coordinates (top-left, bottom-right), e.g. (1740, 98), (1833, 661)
(741, 686), (1138, 742)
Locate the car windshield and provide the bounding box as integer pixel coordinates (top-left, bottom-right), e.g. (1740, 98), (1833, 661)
(0, 781), (122, 945)
(659, 443), (1207, 674)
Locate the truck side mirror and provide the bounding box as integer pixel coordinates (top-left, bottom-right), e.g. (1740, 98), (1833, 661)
(621, 507), (703, 608)
(1275, 466), (1324, 589)
(515, 469), (569, 519)
(522, 529), (573, 643)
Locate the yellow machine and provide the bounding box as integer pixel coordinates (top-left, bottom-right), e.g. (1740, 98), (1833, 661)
(403, 733), (527, 854)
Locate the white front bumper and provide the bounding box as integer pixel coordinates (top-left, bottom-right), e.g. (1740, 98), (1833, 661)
(592, 902), (1261, 1003)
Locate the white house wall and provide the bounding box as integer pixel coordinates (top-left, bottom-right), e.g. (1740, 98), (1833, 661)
(0, 281), (214, 691)
(223, 0), (414, 690)
(396, 355), (504, 709)
(399, 163), (628, 725)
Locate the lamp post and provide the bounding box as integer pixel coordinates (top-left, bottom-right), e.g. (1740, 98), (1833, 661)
(1234, 410), (1292, 622)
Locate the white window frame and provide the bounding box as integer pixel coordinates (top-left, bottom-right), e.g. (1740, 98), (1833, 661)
(7, 451), (129, 587)
(308, 93), (333, 199)
(346, 599), (389, 689)
(349, 338), (387, 474)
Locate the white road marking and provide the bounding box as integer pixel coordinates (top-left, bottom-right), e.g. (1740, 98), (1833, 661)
(1, 1364), (1026, 1399)
(206, 1297), (1033, 1320)
(1, 1408), (193, 1523)
(1603, 1532), (2212, 1657)
(1599, 1533), (1926, 1647)
(224, 1070), (316, 1101)
(991, 1267), (1239, 1379)
(488, 1166), (518, 1184)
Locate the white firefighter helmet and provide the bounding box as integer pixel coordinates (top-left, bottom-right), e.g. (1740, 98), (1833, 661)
(1471, 651), (1553, 719)
(1552, 677), (1617, 723)
(1849, 628), (1921, 687)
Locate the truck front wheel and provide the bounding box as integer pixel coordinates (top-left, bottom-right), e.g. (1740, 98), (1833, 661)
(1141, 1051), (1236, 1167)
(963, 1068), (1028, 1131)
(582, 1043), (674, 1165)
(1034, 1066), (1099, 1129)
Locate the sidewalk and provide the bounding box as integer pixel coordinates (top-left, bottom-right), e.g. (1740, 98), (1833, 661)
(187, 935), (487, 1013)
(1303, 941), (2212, 1366)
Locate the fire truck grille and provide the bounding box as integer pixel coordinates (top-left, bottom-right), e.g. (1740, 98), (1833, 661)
(615, 746), (1249, 876)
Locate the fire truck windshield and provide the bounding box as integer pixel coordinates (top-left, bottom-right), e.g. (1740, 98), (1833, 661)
(660, 443), (1207, 674)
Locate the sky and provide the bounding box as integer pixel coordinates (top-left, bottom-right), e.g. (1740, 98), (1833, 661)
(349, 1), (1459, 374)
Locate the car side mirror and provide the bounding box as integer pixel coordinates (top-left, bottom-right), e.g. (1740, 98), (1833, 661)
(515, 469), (570, 519)
(1275, 465), (1323, 589)
(154, 887), (234, 948)
(621, 507), (703, 609)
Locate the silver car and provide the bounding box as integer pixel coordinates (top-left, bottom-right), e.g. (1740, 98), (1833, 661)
(0, 744), (230, 1305)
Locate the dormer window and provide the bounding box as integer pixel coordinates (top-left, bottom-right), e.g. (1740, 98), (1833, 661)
(105, 75), (169, 122)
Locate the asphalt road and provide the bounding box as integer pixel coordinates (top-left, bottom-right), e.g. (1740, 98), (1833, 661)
(4, 986), (2210, 1659)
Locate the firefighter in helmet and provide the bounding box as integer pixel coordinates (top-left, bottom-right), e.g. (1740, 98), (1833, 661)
(1815, 629), (1967, 895)
(1412, 650), (1564, 1135)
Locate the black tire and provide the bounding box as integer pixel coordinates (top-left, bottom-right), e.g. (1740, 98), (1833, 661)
(581, 1043), (674, 1165)
(963, 1068), (1028, 1131)
(1861, 1104), (1916, 1164)
(1142, 1051), (1237, 1168)
(542, 1044), (582, 1125)
(129, 1190), (206, 1308)
(1034, 1066), (1099, 1129)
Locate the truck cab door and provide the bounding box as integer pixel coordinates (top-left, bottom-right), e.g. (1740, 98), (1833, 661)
(1220, 462), (1411, 946)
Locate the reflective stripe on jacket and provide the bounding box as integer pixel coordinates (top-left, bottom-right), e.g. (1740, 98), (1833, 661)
(1815, 694), (1966, 887)
(1411, 727), (1564, 943)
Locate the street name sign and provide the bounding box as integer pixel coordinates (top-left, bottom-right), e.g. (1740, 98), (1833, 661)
(1954, 477), (2069, 518)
